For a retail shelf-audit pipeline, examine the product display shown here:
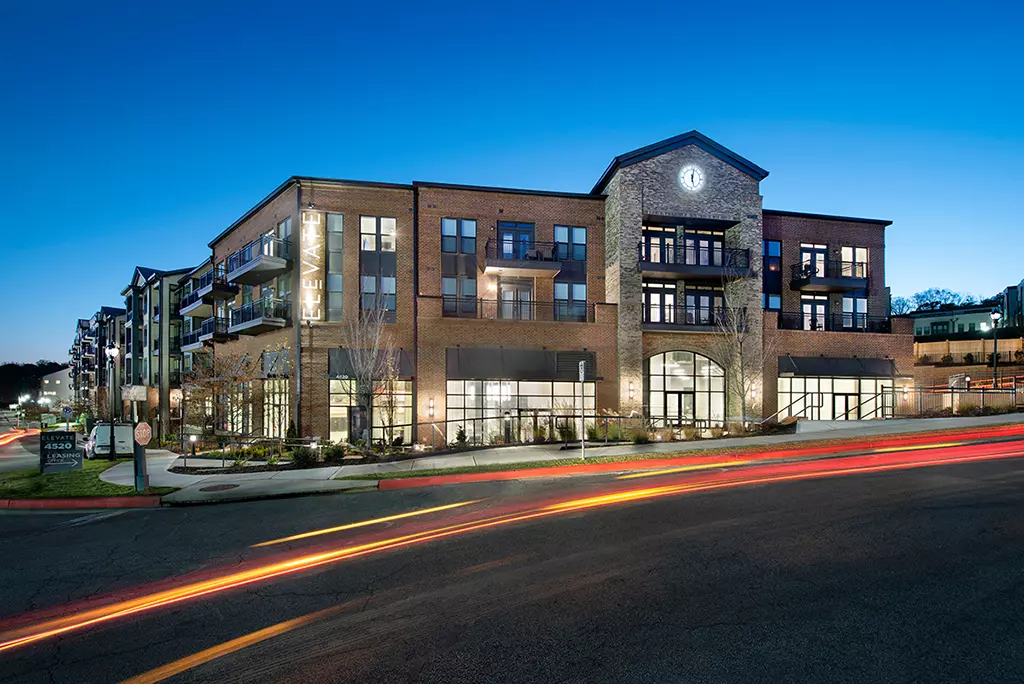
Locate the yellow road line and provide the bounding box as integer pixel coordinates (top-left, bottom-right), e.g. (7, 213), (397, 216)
(872, 442), (963, 454)
(617, 460), (753, 480)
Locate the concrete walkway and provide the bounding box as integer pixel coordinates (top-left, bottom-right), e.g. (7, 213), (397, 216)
(98, 414), (1024, 504)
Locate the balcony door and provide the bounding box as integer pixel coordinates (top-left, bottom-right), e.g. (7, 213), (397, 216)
(641, 227), (675, 264)
(499, 279), (534, 320)
(800, 243), (828, 277)
(499, 223), (534, 260)
(802, 296), (828, 330)
(642, 281), (676, 323)
(683, 231), (723, 266)
(685, 287), (723, 325)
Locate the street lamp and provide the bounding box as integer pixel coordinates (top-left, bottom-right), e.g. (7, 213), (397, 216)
(105, 343), (120, 461)
(991, 311), (1002, 388)
(188, 433), (197, 468)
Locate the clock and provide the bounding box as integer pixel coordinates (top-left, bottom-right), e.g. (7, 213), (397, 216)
(679, 165), (704, 191)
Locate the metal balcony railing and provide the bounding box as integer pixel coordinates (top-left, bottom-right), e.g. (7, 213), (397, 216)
(641, 305), (746, 328)
(230, 298), (291, 326)
(777, 312), (891, 333)
(226, 235), (292, 274)
(200, 316), (230, 337)
(639, 244), (750, 269)
(485, 239), (563, 263)
(182, 329), (203, 347)
(790, 260), (868, 281)
(440, 297), (595, 322)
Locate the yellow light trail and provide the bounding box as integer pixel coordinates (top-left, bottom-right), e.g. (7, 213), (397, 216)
(616, 460), (753, 480)
(872, 441), (963, 453)
(251, 500), (482, 548)
(120, 603), (354, 684)
(2, 445), (1021, 654)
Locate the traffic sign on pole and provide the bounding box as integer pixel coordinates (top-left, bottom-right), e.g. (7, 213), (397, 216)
(134, 422), (152, 446)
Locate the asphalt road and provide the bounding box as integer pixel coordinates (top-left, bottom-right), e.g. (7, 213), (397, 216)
(0, 433), (39, 473)
(3, 449), (1024, 683)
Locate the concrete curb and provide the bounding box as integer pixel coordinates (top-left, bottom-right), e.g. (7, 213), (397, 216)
(0, 496), (163, 509)
(160, 485), (378, 507)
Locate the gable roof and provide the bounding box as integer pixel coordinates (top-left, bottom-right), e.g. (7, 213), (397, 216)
(591, 130), (769, 194)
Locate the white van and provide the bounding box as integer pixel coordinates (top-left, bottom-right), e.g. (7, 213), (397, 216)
(86, 423), (134, 459)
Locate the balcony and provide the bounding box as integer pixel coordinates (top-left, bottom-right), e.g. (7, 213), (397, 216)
(440, 298), (595, 322)
(179, 267), (239, 317)
(641, 306), (746, 333)
(639, 245), (752, 281)
(228, 298), (291, 335)
(484, 239), (563, 278)
(225, 235), (292, 286)
(197, 316), (235, 344)
(181, 329), (205, 352)
(789, 261), (868, 293)
(777, 312), (892, 333)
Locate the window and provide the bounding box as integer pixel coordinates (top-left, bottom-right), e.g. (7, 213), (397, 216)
(441, 218), (476, 254)
(442, 276), (477, 316)
(762, 240), (782, 304)
(841, 246), (868, 278)
(958, 323), (965, 333)
(554, 226), (586, 261)
(361, 275), (396, 313)
(777, 376), (894, 421)
(842, 289), (868, 328)
(641, 225), (676, 263)
(445, 379), (595, 444)
(643, 281), (677, 323)
(329, 379), (356, 444)
(372, 379), (413, 445)
(969, 322), (976, 332)
(931, 322), (950, 335)
(360, 216), (396, 252)
(762, 293), (781, 311)
(554, 281), (587, 321)
(646, 351), (726, 429)
(263, 378), (289, 438)
(327, 213), (343, 321)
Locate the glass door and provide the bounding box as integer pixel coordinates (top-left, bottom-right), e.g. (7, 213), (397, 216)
(802, 297), (827, 330)
(499, 279), (533, 320)
(641, 228), (675, 263)
(833, 394), (859, 420)
(683, 232), (723, 266)
(642, 282), (676, 323)
(685, 288), (723, 325)
(499, 224), (534, 260)
(800, 243), (827, 277)
(665, 391), (695, 428)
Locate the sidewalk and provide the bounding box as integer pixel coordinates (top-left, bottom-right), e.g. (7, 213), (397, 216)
(100, 413), (1024, 504)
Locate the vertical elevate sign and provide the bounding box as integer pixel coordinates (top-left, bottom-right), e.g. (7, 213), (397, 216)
(299, 210), (324, 321)
(40, 431), (82, 473)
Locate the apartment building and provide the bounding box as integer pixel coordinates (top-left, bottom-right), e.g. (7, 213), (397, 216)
(172, 130), (911, 443)
(121, 266), (189, 439)
(39, 367), (73, 404)
(67, 307), (125, 410)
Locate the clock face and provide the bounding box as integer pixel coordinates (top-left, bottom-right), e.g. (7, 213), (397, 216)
(679, 165), (704, 191)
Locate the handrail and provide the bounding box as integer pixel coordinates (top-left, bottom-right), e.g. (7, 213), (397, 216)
(776, 312), (891, 333)
(226, 234), (292, 274)
(639, 243), (750, 269)
(439, 297), (595, 322)
(484, 238), (570, 263)
(790, 260), (868, 280)
(761, 391), (824, 424)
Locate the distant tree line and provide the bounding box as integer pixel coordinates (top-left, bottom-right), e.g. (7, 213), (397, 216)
(890, 288), (1001, 316)
(0, 360), (67, 405)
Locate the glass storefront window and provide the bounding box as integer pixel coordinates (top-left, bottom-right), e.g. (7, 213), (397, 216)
(646, 351), (725, 428)
(777, 376), (893, 420)
(263, 378), (289, 438)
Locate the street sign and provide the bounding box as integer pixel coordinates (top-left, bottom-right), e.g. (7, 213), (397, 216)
(39, 431), (82, 474)
(61, 405), (73, 421)
(579, 360), (585, 382)
(134, 422), (152, 446)
(123, 385), (148, 402)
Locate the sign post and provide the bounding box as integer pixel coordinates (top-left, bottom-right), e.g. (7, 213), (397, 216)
(39, 431), (82, 474)
(579, 360), (586, 461)
(133, 422), (151, 492)
(61, 405), (73, 431)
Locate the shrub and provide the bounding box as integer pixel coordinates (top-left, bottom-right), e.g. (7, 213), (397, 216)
(532, 425), (547, 443)
(286, 420), (297, 439)
(1015, 350), (1024, 365)
(323, 444), (347, 462)
(940, 354), (954, 365)
(710, 427), (725, 438)
(963, 353), (976, 365)
(918, 354), (931, 364)
(655, 427), (675, 442)
(455, 426), (467, 446)
(682, 426), (700, 440)
(290, 446), (319, 468)
(556, 420), (578, 442)
(392, 434), (404, 447)
(631, 426), (651, 444)
(603, 421), (622, 441)
(585, 423), (599, 440)
(267, 452), (280, 466)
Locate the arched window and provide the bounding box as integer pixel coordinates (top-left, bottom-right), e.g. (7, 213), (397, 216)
(646, 351), (725, 427)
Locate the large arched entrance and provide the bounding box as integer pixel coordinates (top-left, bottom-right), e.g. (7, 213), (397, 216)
(646, 350), (726, 428)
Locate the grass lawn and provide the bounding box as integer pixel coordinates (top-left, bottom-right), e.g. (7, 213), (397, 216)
(338, 422), (1024, 481)
(0, 459), (177, 499)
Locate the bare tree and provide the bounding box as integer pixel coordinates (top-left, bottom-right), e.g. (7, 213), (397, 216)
(889, 296), (913, 316)
(338, 301), (397, 449)
(709, 306), (777, 430)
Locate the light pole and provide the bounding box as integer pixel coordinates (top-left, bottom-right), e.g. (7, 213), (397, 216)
(991, 310), (1002, 389)
(105, 343), (119, 460)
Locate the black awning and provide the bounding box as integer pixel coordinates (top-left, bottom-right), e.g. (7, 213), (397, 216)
(446, 348), (596, 381)
(328, 348), (414, 379)
(778, 356), (895, 378)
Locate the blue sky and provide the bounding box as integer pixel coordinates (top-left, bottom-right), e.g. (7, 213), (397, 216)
(1, 0), (1022, 362)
